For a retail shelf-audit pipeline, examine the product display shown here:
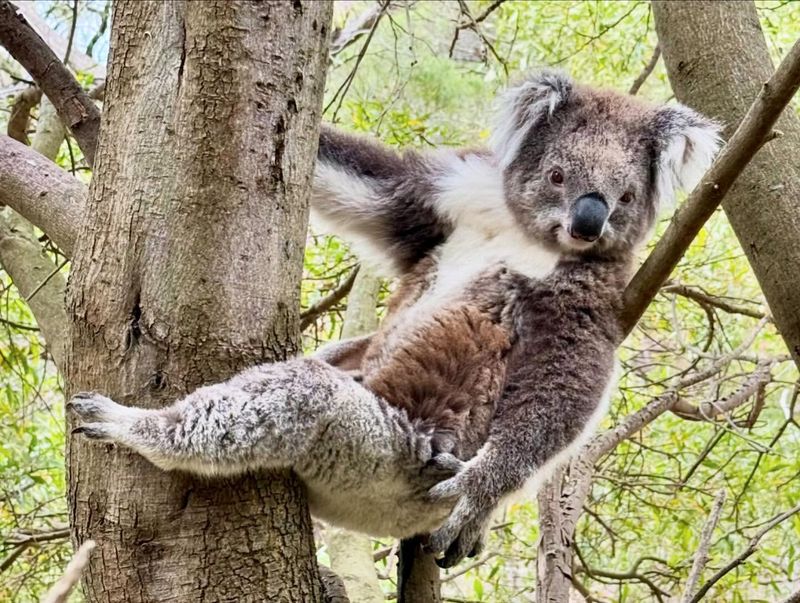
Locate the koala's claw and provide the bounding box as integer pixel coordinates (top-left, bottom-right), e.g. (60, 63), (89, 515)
(421, 452), (466, 481)
(429, 514), (486, 568)
(72, 423), (115, 441)
(68, 392), (141, 446)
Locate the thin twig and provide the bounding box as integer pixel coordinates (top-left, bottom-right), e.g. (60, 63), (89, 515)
(62, 0), (78, 65)
(0, 317), (39, 331)
(689, 502), (800, 602)
(441, 552), (498, 582)
(330, 1), (394, 57)
(300, 266), (360, 330)
(628, 44), (660, 95)
(325, 1), (389, 121)
(681, 489), (726, 602)
(6, 526), (70, 545)
(23, 257), (69, 303)
(662, 283), (766, 320)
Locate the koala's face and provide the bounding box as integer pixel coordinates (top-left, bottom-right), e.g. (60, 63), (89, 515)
(493, 72), (719, 258)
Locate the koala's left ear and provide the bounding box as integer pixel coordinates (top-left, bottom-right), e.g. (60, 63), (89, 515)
(491, 70), (573, 168)
(651, 104), (721, 207)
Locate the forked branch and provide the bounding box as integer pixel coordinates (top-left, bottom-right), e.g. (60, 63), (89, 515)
(0, 0), (100, 165)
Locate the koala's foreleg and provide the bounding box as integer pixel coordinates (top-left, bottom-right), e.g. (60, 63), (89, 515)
(69, 358), (434, 481)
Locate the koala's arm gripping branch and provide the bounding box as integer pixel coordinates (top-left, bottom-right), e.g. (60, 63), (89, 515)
(621, 36), (800, 335)
(0, 0), (100, 166)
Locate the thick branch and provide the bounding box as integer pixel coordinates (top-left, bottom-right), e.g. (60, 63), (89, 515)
(0, 90), (70, 371)
(0, 0), (100, 165)
(0, 135), (85, 256)
(621, 36), (800, 335)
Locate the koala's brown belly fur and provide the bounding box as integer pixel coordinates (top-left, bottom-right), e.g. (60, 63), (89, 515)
(361, 258), (514, 458)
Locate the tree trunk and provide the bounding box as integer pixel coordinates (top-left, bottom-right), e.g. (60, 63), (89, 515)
(653, 0), (800, 368)
(325, 268), (385, 603)
(65, 2), (331, 601)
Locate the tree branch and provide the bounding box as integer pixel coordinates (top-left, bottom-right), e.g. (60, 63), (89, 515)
(688, 501), (800, 602)
(587, 316), (768, 462)
(0, 210), (69, 369)
(681, 489), (726, 603)
(621, 36), (800, 335)
(670, 362), (771, 422)
(662, 283), (766, 319)
(300, 266), (360, 330)
(0, 134), (85, 256)
(41, 539), (95, 603)
(0, 0), (100, 166)
(628, 44), (660, 95)
(7, 85), (41, 143)
(330, 1), (397, 57)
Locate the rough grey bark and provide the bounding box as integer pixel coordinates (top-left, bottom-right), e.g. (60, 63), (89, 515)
(0, 134), (85, 257)
(653, 0), (800, 368)
(65, 2), (332, 602)
(325, 268), (385, 603)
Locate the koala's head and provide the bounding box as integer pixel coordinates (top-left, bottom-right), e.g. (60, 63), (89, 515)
(492, 70), (720, 258)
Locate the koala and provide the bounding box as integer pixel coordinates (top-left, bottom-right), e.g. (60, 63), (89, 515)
(70, 70), (719, 568)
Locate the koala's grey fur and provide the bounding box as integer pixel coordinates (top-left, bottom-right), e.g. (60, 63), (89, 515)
(71, 70), (719, 567)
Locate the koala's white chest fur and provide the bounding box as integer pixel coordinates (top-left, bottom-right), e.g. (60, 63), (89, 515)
(396, 153), (561, 330)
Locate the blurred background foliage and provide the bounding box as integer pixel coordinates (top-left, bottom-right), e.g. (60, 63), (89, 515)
(1, 1), (799, 601)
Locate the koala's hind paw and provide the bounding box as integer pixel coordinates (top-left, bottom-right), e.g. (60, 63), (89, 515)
(68, 392), (146, 445)
(67, 392), (122, 422)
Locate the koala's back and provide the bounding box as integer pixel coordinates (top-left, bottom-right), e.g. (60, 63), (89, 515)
(360, 255), (521, 458)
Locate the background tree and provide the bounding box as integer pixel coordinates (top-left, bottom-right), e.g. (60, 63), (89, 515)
(653, 1), (800, 367)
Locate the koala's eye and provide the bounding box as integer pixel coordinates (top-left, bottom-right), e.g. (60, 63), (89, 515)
(549, 168), (564, 186)
(620, 191), (635, 204)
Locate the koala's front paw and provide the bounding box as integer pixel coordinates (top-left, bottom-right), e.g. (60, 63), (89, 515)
(426, 471), (491, 567)
(420, 452), (465, 481)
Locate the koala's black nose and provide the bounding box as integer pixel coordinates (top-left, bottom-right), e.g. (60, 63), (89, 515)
(569, 194), (608, 242)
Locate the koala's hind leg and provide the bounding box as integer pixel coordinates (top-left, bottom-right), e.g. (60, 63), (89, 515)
(69, 358), (433, 480)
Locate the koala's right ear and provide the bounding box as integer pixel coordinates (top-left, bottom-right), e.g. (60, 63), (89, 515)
(491, 70), (573, 168)
(650, 104), (721, 208)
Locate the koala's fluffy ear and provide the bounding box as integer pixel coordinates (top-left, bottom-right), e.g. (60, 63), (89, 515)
(491, 69), (573, 168)
(651, 105), (721, 207)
